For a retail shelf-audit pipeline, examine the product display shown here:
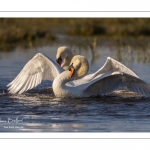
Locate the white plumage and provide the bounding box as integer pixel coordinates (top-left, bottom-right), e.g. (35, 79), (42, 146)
(7, 52), (150, 98)
(56, 46), (139, 86)
(7, 53), (63, 94)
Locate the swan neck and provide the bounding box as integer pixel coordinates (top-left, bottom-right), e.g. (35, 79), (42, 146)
(52, 71), (73, 97)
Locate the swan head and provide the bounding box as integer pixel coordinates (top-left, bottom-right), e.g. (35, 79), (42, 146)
(68, 55), (89, 80)
(56, 46), (74, 70)
(52, 55), (89, 97)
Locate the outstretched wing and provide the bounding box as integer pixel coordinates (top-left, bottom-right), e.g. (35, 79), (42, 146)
(83, 71), (150, 97)
(72, 57), (139, 87)
(7, 53), (64, 94)
(93, 57), (139, 78)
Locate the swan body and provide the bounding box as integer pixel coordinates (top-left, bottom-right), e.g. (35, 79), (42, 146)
(53, 67), (150, 98)
(53, 55), (89, 97)
(7, 52), (150, 98)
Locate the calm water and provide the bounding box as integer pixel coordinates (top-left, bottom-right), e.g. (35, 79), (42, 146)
(1, 39), (150, 132)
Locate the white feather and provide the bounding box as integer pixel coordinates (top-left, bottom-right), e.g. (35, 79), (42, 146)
(72, 57), (139, 87)
(7, 52), (150, 98)
(7, 53), (64, 94)
(52, 65), (150, 98)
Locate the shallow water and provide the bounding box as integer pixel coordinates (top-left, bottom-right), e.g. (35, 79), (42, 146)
(1, 39), (150, 132)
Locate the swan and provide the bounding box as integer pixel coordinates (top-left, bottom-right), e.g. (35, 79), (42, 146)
(56, 46), (139, 85)
(56, 46), (74, 70)
(7, 53), (150, 97)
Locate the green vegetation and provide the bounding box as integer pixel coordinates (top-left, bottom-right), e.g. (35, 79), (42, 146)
(0, 18), (150, 44)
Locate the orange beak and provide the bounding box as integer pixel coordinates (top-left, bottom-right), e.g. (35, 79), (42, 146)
(69, 67), (75, 78)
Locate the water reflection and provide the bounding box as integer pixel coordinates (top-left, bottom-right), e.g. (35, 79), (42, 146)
(115, 45), (134, 67)
(69, 36), (100, 64)
(137, 47), (150, 64)
(1, 37), (150, 66)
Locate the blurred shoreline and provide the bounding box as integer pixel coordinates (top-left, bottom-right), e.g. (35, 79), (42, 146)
(0, 18), (150, 47)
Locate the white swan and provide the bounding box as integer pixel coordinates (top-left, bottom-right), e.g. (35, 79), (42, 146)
(7, 53), (150, 97)
(56, 46), (74, 70)
(56, 46), (139, 85)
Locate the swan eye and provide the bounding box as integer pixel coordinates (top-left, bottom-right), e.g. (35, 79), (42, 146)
(56, 57), (62, 66)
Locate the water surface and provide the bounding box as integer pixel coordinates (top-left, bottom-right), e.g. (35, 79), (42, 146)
(0, 39), (150, 132)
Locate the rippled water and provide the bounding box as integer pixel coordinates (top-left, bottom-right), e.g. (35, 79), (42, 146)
(1, 39), (150, 132)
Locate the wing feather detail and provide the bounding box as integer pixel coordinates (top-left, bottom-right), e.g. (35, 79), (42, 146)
(93, 57), (139, 78)
(7, 53), (64, 94)
(84, 72), (150, 97)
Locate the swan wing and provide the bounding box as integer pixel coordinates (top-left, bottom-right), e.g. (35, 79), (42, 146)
(7, 53), (64, 94)
(71, 57), (138, 86)
(93, 57), (139, 78)
(83, 71), (150, 97)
